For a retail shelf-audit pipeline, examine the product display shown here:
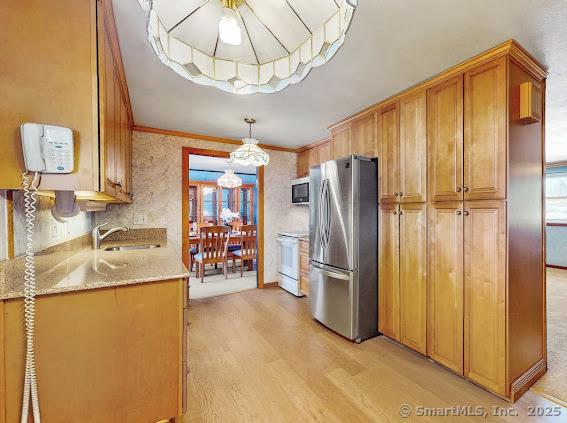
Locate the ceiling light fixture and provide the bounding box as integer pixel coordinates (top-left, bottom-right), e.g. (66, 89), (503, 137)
(217, 169), (243, 188)
(229, 118), (270, 167)
(219, 0), (243, 46)
(140, 0), (357, 95)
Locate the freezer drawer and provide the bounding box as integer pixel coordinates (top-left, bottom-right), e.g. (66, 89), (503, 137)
(309, 262), (357, 340)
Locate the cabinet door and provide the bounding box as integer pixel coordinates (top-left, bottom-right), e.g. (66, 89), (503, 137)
(378, 203), (400, 340)
(297, 150), (309, 178)
(351, 112), (377, 158)
(464, 200), (506, 396)
(378, 103), (400, 203)
(318, 141), (331, 164)
(308, 146), (320, 171)
(101, 23), (116, 197)
(464, 58), (507, 200)
(114, 75), (125, 199)
(428, 202), (464, 374)
(399, 203), (427, 354)
(331, 125), (351, 160)
(427, 75), (464, 202)
(400, 91), (427, 203)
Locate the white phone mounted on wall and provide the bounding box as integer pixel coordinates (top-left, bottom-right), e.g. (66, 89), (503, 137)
(20, 123), (74, 173)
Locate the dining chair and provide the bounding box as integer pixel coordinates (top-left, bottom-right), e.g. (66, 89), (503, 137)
(189, 222), (214, 272)
(194, 226), (230, 283)
(232, 225), (257, 277)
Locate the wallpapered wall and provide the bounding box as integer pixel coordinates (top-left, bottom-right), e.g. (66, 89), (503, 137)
(0, 190), (94, 260)
(96, 131), (309, 283)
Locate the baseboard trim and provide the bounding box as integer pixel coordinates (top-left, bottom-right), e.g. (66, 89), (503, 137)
(263, 281), (279, 288)
(546, 264), (567, 270)
(511, 359), (547, 402)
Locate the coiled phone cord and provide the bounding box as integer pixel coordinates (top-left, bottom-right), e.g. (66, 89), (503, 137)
(21, 171), (41, 423)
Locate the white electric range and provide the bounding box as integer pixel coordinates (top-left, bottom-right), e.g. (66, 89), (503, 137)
(276, 231), (309, 296)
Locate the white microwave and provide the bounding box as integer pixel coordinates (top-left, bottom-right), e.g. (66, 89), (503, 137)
(291, 177), (309, 205)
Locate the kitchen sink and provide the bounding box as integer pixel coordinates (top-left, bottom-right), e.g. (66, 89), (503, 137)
(104, 244), (160, 251)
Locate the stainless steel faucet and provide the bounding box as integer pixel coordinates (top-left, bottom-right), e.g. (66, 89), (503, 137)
(92, 223), (129, 249)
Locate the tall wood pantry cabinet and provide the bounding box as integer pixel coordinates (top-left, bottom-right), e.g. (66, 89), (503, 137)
(328, 40), (546, 402)
(0, 0), (133, 204)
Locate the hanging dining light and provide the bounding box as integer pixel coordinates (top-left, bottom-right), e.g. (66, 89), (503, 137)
(229, 118), (270, 167)
(217, 169), (243, 188)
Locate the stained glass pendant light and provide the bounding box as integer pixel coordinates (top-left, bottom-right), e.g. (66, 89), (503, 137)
(217, 170), (243, 188)
(139, 0), (358, 94)
(229, 118), (270, 167)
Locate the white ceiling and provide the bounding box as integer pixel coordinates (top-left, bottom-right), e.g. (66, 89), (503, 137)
(189, 154), (256, 174)
(113, 0), (567, 162)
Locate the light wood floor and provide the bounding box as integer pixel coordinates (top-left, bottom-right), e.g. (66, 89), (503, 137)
(184, 287), (566, 422)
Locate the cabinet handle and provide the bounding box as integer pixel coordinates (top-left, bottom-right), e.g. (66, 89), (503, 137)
(116, 182), (122, 189)
(464, 210), (470, 216)
(463, 187), (469, 192)
(398, 211), (403, 215)
(456, 210), (462, 215)
(393, 211), (397, 215)
(456, 187), (462, 192)
(394, 192), (399, 196)
(399, 192), (403, 196)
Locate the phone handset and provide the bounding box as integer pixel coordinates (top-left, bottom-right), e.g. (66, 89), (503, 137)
(21, 123), (74, 173)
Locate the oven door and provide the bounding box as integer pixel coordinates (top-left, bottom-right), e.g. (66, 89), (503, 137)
(292, 181), (309, 204)
(277, 236), (299, 279)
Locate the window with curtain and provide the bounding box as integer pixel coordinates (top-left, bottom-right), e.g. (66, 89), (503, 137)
(546, 167), (567, 221)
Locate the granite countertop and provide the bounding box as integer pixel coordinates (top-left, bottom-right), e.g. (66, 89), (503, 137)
(0, 232), (189, 300)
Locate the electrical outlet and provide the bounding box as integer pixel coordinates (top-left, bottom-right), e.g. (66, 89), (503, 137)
(133, 212), (147, 226)
(51, 221), (58, 239)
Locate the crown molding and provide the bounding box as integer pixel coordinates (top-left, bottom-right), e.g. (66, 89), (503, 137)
(132, 125), (299, 153)
(327, 39), (547, 132)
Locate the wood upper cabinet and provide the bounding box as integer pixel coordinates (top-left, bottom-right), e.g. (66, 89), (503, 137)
(98, 0), (132, 202)
(378, 103), (400, 203)
(464, 200), (506, 396)
(296, 150), (310, 178)
(400, 91), (427, 203)
(331, 124), (352, 160)
(428, 202), (464, 374)
(427, 75), (464, 202)
(351, 112), (377, 158)
(297, 140), (331, 178)
(464, 58), (507, 200)
(318, 141), (331, 163)
(399, 203), (427, 354)
(378, 203), (400, 340)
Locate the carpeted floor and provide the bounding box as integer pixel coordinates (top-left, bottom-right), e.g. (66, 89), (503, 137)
(188, 263), (257, 300)
(531, 268), (567, 406)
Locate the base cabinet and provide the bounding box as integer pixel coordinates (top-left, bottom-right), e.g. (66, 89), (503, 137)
(1, 279), (187, 422)
(427, 202), (464, 374)
(299, 239), (310, 297)
(379, 203), (427, 354)
(464, 201), (507, 396)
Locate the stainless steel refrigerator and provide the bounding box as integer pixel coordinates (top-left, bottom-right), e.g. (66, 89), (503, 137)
(309, 155), (378, 342)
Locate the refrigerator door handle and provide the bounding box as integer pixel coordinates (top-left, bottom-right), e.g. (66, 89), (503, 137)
(311, 262), (350, 281)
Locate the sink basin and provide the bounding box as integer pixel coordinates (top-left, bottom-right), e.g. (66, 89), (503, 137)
(104, 244), (160, 251)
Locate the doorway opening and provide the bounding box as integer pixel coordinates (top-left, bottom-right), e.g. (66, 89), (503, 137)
(182, 147), (265, 299)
